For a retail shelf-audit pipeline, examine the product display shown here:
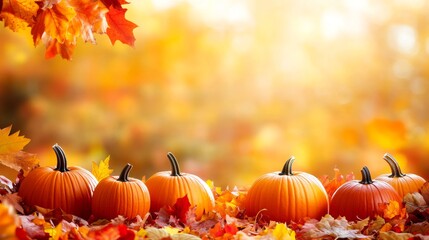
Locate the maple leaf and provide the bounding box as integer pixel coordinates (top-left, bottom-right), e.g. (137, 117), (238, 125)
(0, 126), (38, 174)
(380, 200), (407, 220)
(31, 0), (76, 45)
(0, 193), (24, 214)
(320, 168), (354, 198)
(378, 231), (414, 240)
(44, 37), (76, 60)
(92, 156), (114, 181)
(105, 6), (137, 46)
(0, 0), (38, 32)
(300, 215), (369, 239)
(0, 126), (30, 154)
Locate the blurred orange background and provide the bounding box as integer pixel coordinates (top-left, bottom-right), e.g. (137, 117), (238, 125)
(1, 0), (429, 187)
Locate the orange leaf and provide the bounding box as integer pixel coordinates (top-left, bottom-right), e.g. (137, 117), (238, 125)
(0, 0), (38, 32)
(31, 0), (76, 45)
(320, 168), (354, 198)
(105, 6), (137, 46)
(0, 202), (19, 239)
(44, 37), (76, 60)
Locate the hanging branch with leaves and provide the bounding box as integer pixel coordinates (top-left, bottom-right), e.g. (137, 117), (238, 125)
(0, 0), (137, 60)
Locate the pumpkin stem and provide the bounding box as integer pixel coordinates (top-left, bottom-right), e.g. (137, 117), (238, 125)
(53, 144), (69, 172)
(118, 163), (132, 182)
(383, 153), (405, 178)
(167, 152), (181, 176)
(279, 156), (295, 176)
(359, 166), (374, 184)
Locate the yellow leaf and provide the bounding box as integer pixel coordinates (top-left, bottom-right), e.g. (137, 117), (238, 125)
(92, 156), (113, 181)
(45, 222), (63, 240)
(0, 202), (19, 240)
(0, 0), (38, 32)
(0, 126), (31, 155)
(272, 223), (296, 240)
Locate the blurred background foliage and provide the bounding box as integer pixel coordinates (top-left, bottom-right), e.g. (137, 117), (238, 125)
(1, 0), (429, 187)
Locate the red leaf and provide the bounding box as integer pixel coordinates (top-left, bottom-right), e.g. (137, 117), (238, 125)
(105, 6), (137, 46)
(44, 38), (75, 60)
(100, 0), (125, 9)
(173, 195), (191, 223)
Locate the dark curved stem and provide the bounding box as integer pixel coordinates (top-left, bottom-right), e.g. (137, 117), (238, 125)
(53, 144), (69, 172)
(279, 156), (295, 176)
(359, 166), (374, 184)
(167, 152), (181, 176)
(383, 153), (405, 177)
(118, 163), (132, 182)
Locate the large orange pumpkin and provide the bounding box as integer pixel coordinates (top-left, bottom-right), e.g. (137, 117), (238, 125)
(330, 166), (401, 221)
(18, 144), (98, 219)
(245, 156), (329, 223)
(375, 153), (426, 198)
(145, 152), (215, 218)
(92, 163), (150, 220)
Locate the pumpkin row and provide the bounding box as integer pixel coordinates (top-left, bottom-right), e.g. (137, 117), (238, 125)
(17, 144), (426, 223)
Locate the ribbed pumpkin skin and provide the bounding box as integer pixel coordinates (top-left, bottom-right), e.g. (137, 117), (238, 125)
(375, 153), (426, 198)
(92, 164), (150, 220)
(18, 165), (97, 219)
(146, 171), (214, 218)
(245, 171), (329, 223)
(375, 174), (425, 198)
(330, 167), (402, 221)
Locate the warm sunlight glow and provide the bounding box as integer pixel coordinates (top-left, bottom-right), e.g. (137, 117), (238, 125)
(1, 0), (429, 187)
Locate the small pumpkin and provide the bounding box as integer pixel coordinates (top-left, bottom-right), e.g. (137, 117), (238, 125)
(145, 152), (215, 218)
(330, 166), (401, 221)
(375, 153), (426, 198)
(18, 144), (98, 219)
(245, 156), (329, 223)
(92, 163), (150, 220)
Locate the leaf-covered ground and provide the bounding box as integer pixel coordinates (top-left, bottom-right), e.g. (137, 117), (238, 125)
(1, 126), (429, 239)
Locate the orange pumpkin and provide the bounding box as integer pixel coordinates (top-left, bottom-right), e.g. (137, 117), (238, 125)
(18, 144), (98, 219)
(245, 156), (329, 223)
(145, 152), (215, 218)
(330, 166), (401, 221)
(92, 163), (150, 220)
(375, 153), (426, 198)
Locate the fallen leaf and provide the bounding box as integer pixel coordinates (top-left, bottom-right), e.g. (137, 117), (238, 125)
(378, 231), (413, 240)
(272, 223), (295, 240)
(300, 215), (369, 239)
(92, 156), (114, 181)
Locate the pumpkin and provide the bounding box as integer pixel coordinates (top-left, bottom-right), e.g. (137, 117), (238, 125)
(375, 153), (426, 198)
(18, 144), (98, 219)
(330, 166), (401, 221)
(92, 163), (150, 220)
(145, 152), (215, 218)
(245, 156), (329, 223)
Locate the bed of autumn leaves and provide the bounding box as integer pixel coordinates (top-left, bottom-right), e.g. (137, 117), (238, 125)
(0, 0), (136, 60)
(1, 126), (429, 240)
